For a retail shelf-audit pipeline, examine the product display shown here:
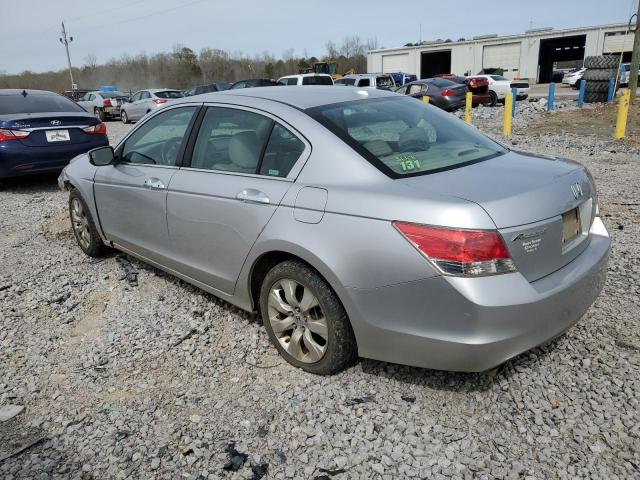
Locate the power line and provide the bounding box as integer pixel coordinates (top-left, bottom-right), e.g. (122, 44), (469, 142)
(72, 0), (209, 32)
(64, 0), (151, 23)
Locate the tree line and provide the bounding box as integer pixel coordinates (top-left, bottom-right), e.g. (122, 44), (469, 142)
(0, 37), (379, 94)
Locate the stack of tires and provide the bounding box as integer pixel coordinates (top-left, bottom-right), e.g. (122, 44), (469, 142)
(582, 55), (619, 103)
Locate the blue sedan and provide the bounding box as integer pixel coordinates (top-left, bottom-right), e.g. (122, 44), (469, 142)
(0, 89), (109, 180)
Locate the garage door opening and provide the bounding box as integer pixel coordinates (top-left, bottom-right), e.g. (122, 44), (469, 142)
(538, 35), (586, 83)
(482, 43), (521, 79)
(420, 51), (451, 79)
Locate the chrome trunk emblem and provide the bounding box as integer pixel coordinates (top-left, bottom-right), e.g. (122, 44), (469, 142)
(50, 120), (62, 126)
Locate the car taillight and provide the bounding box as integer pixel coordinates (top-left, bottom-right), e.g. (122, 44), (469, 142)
(83, 123), (107, 135)
(103, 99), (112, 107)
(468, 79), (477, 88)
(441, 89), (456, 97)
(393, 222), (516, 276)
(153, 99), (167, 104)
(0, 128), (30, 142)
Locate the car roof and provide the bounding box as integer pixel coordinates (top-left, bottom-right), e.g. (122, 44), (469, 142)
(279, 74), (332, 79)
(342, 73), (391, 79)
(174, 85), (398, 109)
(0, 89), (59, 96)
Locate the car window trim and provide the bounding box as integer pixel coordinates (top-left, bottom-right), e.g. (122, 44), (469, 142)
(181, 102), (311, 180)
(114, 103), (203, 169)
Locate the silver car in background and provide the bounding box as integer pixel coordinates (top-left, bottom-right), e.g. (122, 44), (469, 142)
(59, 86), (610, 374)
(76, 90), (129, 121)
(120, 88), (183, 123)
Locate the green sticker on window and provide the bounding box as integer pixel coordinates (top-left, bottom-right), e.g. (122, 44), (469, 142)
(268, 169), (280, 176)
(398, 154), (421, 171)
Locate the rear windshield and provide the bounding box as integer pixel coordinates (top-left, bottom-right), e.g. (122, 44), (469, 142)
(490, 75), (509, 82)
(376, 76), (394, 88)
(335, 78), (356, 86)
(100, 91), (127, 98)
(306, 97), (507, 178)
(0, 93), (85, 115)
(302, 76), (333, 86)
(155, 90), (183, 99)
(428, 78), (457, 88)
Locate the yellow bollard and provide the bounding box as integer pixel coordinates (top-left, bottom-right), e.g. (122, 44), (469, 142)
(422, 95), (430, 104)
(464, 92), (473, 124)
(614, 89), (630, 139)
(503, 92), (513, 136)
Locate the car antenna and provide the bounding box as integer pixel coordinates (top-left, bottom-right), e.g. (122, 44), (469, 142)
(21, 89), (28, 97)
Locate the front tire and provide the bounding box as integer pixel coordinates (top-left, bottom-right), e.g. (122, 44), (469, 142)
(260, 260), (357, 375)
(121, 110), (130, 124)
(69, 189), (106, 257)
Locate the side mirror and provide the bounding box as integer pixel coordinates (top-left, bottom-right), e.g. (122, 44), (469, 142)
(89, 146), (116, 166)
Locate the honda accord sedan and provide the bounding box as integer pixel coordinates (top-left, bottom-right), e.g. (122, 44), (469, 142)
(58, 86), (610, 374)
(1, 89), (108, 181)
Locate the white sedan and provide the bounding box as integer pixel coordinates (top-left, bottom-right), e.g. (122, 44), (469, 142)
(562, 68), (586, 88)
(475, 75), (530, 106)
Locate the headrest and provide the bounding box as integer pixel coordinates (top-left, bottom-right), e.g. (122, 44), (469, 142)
(229, 131), (260, 169)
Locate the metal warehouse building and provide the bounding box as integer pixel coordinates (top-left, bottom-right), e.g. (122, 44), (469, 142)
(367, 23), (636, 83)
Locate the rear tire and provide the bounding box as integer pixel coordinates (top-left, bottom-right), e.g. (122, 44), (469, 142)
(93, 107), (104, 122)
(69, 189), (106, 257)
(259, 260), (357, 375)
(488, 90), (498, 107)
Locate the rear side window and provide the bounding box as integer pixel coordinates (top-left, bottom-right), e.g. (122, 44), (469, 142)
(307, 97), (506, 178)
(121, 107), (197, 166)
(155, 90), (183, 99)
(190, 107), (272, 173)
(0, 93), (85, 114)
(190, 107), (304, 177)
(302, 76), (333, 86)
(259, 124), (305, 177)
(335, 78), (356, 86)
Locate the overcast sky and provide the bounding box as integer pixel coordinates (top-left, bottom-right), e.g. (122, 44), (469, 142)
(1, 0), (637, 74)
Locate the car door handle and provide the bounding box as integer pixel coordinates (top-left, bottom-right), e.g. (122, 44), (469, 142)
(143, 178), (166, 190)
(236, 189), (270, 204)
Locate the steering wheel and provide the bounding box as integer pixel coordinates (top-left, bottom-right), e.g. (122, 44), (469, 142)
(161, 137), (182, 165)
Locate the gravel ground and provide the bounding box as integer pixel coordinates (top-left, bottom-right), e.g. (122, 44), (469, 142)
(1, 100), (639, 480)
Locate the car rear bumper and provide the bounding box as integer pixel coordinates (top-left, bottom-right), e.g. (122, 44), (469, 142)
(0, 136), (108, 178)
(344, 217), (610, 372)
(472, 92), (490, 104)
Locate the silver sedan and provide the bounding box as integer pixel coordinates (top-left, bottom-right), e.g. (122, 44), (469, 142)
(58, 86), (610, 374)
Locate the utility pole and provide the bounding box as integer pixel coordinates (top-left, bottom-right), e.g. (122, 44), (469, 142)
(59, 22), (76, 92)
(629, 5), (640, 101)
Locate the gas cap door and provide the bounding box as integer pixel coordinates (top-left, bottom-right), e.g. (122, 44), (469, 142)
(293, 187), (328, 224)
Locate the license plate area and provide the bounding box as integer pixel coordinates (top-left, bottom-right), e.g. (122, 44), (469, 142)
(561, 208), (581, 244)
(45, 129), (70, 142)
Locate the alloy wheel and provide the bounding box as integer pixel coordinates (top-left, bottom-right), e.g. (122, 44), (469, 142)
(70, 197), (91, 250)
(267, 278), (328, 363)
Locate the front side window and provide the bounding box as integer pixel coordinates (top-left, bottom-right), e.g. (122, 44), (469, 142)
(358, 78), (371, 87)
(190, 107), (305, 177)
(121, 107), (197, 166)
(307, 97), (507, 178)
(141, 91), (151, 100)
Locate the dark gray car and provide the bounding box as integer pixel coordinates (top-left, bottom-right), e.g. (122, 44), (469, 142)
(59, 86), (609, 374)
(395, 78), (467, 111)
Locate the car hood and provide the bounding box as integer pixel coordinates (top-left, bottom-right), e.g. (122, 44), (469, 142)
(397, 150), (589, 228)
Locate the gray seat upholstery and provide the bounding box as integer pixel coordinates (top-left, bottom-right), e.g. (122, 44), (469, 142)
(212, 131), (260, 173)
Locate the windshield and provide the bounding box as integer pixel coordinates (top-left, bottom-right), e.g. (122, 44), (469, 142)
(0, 93), (85, 115)
(155, 90), (183, 99)
(306, 97), (507, 178)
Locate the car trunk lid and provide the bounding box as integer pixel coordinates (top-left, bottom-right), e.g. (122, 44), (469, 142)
(2, 113), (100, 147)
(398, 150), (595, 281)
